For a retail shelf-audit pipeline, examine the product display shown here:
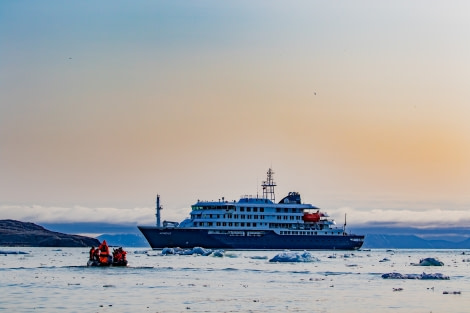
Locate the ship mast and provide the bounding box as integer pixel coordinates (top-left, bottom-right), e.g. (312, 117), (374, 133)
(156, 195), (163, 227)
(261, 168), (277, 202)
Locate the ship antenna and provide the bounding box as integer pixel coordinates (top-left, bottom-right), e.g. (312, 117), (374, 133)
(156, 195), (163, 227)
(343, 213), (347, 234)
(261, 168), (276, 202)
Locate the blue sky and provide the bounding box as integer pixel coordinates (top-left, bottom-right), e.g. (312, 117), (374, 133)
(1, 0), (470, 229)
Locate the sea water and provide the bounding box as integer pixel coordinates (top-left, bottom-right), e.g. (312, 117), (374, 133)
(1, 248), (469, 313)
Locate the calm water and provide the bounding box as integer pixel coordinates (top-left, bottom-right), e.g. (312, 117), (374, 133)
(1, 248), (469, 313)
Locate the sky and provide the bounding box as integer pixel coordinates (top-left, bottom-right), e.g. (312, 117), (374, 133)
(1, 0), (470, 232)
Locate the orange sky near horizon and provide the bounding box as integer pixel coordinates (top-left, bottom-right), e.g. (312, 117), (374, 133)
(1, 0), (469, 226)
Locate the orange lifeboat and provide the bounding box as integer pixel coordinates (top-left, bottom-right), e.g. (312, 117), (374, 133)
(303, 212), (320, 222)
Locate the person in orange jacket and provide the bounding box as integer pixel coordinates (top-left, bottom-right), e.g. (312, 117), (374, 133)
(98, 240), (110, 265)
(120, 248), (127, 261)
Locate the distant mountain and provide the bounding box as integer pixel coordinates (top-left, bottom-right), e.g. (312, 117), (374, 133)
(350, 226), (470, 242)
(0, 220), (100, 247)
(97, 233), (149, 247)
(96, 233), (470, 249)
(36, 221), (470, 249)
(362, 234), (470, 249)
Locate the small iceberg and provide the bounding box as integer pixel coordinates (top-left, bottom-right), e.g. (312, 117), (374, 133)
(412, 257), (444, 266)
(269, 251), (319, 263)
(379, 258), (391, 262)
(212, 250), (224, 257)
(382, 272), (449, 280)
(161, 247), (213, 256)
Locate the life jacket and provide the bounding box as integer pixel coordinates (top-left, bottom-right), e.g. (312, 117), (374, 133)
(99, 241), (109, 256)
(113, 250), (122, 261)
(98, 241), (110, 264)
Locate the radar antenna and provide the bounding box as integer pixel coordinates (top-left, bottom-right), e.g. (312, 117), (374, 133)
(261, 168), (276, 202)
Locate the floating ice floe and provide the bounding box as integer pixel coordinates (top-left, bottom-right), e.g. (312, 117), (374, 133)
(269, 251), (319, 263)
(0, 250), (29, 255)
(379, 258), (391, 262)
(443, 291), (461, 294)
(133, 250), (150, 255)
(381, 272), (449, 280)
(161, 247), (222, 256)
(411, 257), (444, 266)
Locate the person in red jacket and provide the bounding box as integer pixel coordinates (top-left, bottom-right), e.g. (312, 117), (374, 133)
(98, 240), (110, 265)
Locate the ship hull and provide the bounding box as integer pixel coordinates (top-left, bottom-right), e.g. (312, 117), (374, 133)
(138, 226), (364, 250)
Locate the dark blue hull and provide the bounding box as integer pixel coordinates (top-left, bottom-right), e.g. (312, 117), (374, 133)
(138, 226), (364, 250)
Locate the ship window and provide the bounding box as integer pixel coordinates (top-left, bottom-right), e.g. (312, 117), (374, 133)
(284, 208), (288, 213)
(290, 216), (294, 220)
(247, 215), (252, 219)
(241, 223), (245, 226)
(276, 208), (281, 213)
(253, 208), (258, 212)
(254, 215), (258, 219)
(247, 223), (251, 227)
(247, 207), (251, 212)
(229, 222), (233, 226)
(260, 208), (264, 212)
(235, 222), (239, 226)
(240, 207), (245, 212)
(223, 222), (226, 226)
(253, 223), (256, 227)
(216, 222), (220, 226)
(241, 214), (245, 219)
(208, 222), (213, 226)
(234, 214), (238, 219)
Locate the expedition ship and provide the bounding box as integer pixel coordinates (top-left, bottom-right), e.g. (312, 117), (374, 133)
(138, 169), (364, 250)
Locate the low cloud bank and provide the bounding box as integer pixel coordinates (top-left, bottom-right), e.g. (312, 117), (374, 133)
(0, 204), (188, 225)
(1, 204), (469, 229)
(335, 207), (470, 228)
